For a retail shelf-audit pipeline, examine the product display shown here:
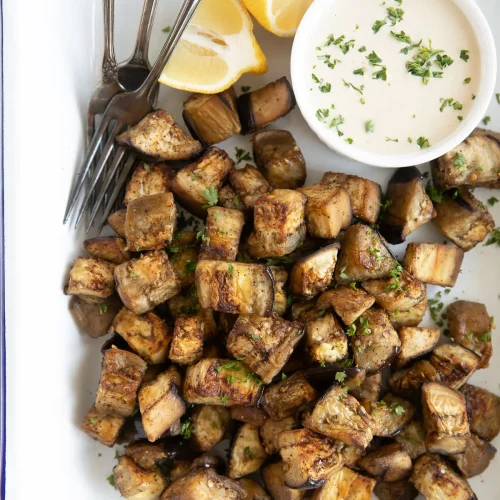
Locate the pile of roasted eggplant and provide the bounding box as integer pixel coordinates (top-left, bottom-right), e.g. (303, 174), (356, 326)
(67, 76), (500, 499)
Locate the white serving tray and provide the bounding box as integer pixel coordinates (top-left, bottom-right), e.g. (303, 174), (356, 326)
(3, 0), (500, 498)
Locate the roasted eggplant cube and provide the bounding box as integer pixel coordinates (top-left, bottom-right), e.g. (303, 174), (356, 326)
(226, 314), (304, 384)
(262, 372), (317, 420)
(298, 184), (352, 238)
(302, 385), (374, 448)
(312, 466), (376, 500)
(270, 266), (288, 316)
(229, 423), (267, 479)
(191, 405), (231, 452)
(138, 366), (186, 442)
(84, 236), (130, 264)
(69, 294), (121, 338)
(248, 189), (307, 258)
(237, 77), (296, 134)
(183, 88), (241, 145)
(113, 456), (167, 500)
(198, 207), (245, 261)
(403, 242), (464, 287)
(351, 308), (401, 375)
(229, 164), (271, 208)
(260, 416), (298, 455)
(448, 300), (493, 369)
(184, 358), (262, 406)
(263, 461), (306, 500)
(107, 209), (127, 238)
(334, 225), (396, 284)
(195, 260), (274, 316)
(115, 251), (181, 315)
(116, 109), (202, 161)
(123, 162), (172, 206)
(236, 478), (271, 500)
(290, 244), (339, 298)
(124, 441), (169, 471)
(379, 167), (436, 244)
(388, 360), (441, 398)
(350, 372), (382, 402)
(66, 257), (115, 302)
(433, 189), (495, 251)
(389, 292), (428, 328)
(411, 453), (477, 500)
(395, 327), (440, 368)
(373, 481), (418, 500)
(357, 443), (412, 482)
(231, 406), (268, 427)
(171, 146), (234, 217)
(450, 433), (497, 478)
(95, 347), (147, 417)
(169, 316), (204, 366)
(317, 286), (375, 325)
(170, 246), (198, 289)
(111, 307), (172, 364)
(81, 405), (125, 447)
(278, 428), (343, 490)
(429, 342), (479, 390)
(218, 183), (244, 211)
(253, 129), (306, 189)
(321, 172), (382, 224)
(394, 420), (427, 459)
(460, 383), (500, 441)
(306, 313), (348, 364)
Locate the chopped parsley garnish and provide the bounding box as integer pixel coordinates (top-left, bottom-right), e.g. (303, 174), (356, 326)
(346, 323), (357, 336)
(316, 108), (330, 121)
(335, 372), (347, 383)
(358, 45), (367, 52)
(390, 30), (411, 43)
(339, 265), (349, 280)
(345, 138), (354, 145)
(162, 26), (171, 33)
(372, 66), (387, 81)
(241, 86), (251, 93)
(372, 19), (387, 33)
(406, 42), (453, 84)
(497, 93), (500, 104)
(373, 7), (404, 33)
(453, 152), (467, 169)
(89, 417), (98, 424)
(341, 358), (354, 367)
(343, 79), (364, 95)
(400, 40), (422, 55)
(251, 332), (261, 340)
(143, 163), (150, 170)
(365, 120), (375, 133)
(216, 361), (242, 373)
(391, 404), (405, 416)
(359, 316), (372, 335)
(439, 98), (462, 112)
(435, 54), (454, 69)
(227, 263), (234, 276)
(353, 68), (365, 75)
(417, 136), (430, 149)
(107, 474), (116, 489)
(485, 228), (500, 246)
(483, 116), (492, 126)
(180, 420), (195, 439)
(464, 77), (471, 84)
(319, 82), (332, 93)
(325, 34), (345, 47)
(265, 256), (295, 266)
(244, 446), (256, 459)
(99, 304), (108, 315)
(317, 54), (341, 69)
(196, 227), (210, 244)
(340, 39), (355, 55)
(281, 373), (288, 380)
(426, 182), (443, 203)
(460, 49), (470, 62)
(407, 137), (413, 143)
(480, 332), (492, 343)
(235, 147), (252, 164)
(184, 260), (197, 274)
(329, 115), (345, 137)
(386, 137), (398, 142)
(349, 282), (357, 289)
(202, 186), (218, 208)
(220, 395), (228, 404)
(129, 273), (137, 279)
(488, 197), (499, 206)
(366, 51), (383, 65)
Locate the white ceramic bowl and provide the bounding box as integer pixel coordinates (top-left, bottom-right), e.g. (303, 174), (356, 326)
(291, 0), (497, 168)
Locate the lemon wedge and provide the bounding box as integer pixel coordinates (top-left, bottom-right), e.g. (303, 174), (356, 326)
(242, 0), (313, 37)
(159, 0), (267, 94)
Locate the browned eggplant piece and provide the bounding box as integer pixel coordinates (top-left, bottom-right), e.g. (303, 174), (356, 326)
(262, 461), (306, 500)
(278, 428), (344, 489)
(361, 270), (425, 313)
(231, 406), (268, 426)
(260, 416), (298, 455)
(290, 300), (322, 322)
(432, 128), (500, 190)
(317, 286), (375, 325)
(389, 291), (428, 328)
(115, 251), (181, 315)
(113, 456), (167, 500)
(351, 308), (401, 375)
(111, 307), (172, 364)
(338, 442), (366, 468)
(357, 443), (412, 482)
(235, 478), (271, 500)
(374, 480), (418, 500)
(270, 266), (288, 316)
(403, 242), (464, 287)
(84, 236), (130, 264)
(66, 257), (115, 302)
(302, 364), (364, 395)
(432, 189), (495, 251)
(379, 167), (436, 244)
(411, 453), (477, 500)
(312, 466), (376, 500)
(388, 360), (441, 399)
(429, 343), (479, 390)
(422, 382), (470, 455)
(262, 372), (317, 420)
(395, 327), (440, 368)
(116, 109), (202, 161)
(218, 183), (245, 211)
(289, 244), (340, 298)
(306, 313), (348, 364)
(171, 146), (234, 217)
(450, 433), (497, 478)
(191, 405), (231, 452)
(124, 441), (169, 471)
(195, 260), (274, 316)
(253, 129), (306, 189)
(108, 208), (127, 238)
(362, 394), (415, 438)
(298, 184), (352, 238)
(184, 358), (263, 407)
(350, 372), (382, 402)
(302, 385), (374, 448)
(394, 420), (427, 459)
(139, 366), (186, 442)
(321, 172), (382, 224)
(161, 468), (246, 500)
(248, 189), (307, 258)
(226, 314), (304, 384)
(460, 383), (500, 441)
(123, 162), (172, 206)
(237, 77), (296, 134)
(229, 164), (271, 208)
(95, 347), (147, 417)
(69, 294), (121, 338)
(448, 300), (493, 369)
(183, 88), (241, 146)
(169, 247), (198, 290)
(168, 316), (204, 366)
(81, 405), (125, 447)
(228, 423), (267, 479)
(334, 225), (397, 284)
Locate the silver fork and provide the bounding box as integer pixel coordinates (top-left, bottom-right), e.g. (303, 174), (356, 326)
(63, 0), (203, 228)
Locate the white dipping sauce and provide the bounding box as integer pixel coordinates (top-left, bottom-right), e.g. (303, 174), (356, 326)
(304, 0), (481, 154)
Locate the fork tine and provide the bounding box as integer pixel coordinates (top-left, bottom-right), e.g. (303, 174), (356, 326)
(63, 114), (112, 223)
(88, 112), (97, 210)
(85, 146), (128, 232)
(73, 120), (123, 229)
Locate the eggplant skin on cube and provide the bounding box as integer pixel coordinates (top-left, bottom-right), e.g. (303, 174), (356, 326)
(231, 405), (268, 427)
(262, 461), (306, 500)
(108, 209), (127, 238)
(449, 433), (497, 478)
(388, 360), (441, 399)
(357, 443), (412, 482)
(312, 466), (376, 500)
(228, 423), (267, 479)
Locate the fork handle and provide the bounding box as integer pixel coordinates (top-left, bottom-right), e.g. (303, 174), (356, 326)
(129, 0), (159, 67)
(102, 0), (118, 84)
